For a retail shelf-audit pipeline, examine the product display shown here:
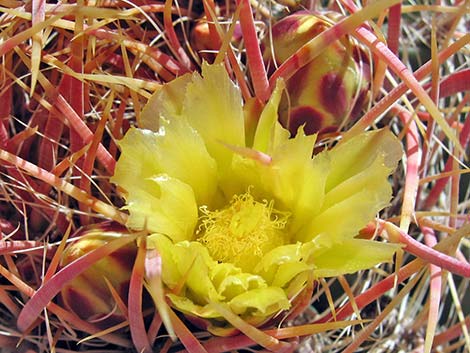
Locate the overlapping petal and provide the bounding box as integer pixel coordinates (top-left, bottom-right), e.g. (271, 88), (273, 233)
(124, 174), (197, 242)
(149, 233), (291, 332)
(111, 115), (219, 239)
(297, 129), (402, 246)
(183, 63), (245, 175)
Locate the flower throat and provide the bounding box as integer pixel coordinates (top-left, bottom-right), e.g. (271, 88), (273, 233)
(197, 190), (290, 272)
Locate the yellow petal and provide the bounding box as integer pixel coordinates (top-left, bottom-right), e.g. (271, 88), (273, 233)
(298, 158), (391, 244)
(266, 132), (328, 234)
(221, 154), (263, 200)
(169, 241), (222, 303)
(325, 128), (402, 193)
(297, 128), (402, 243)
(254, 242), (315, 288)
(218, 273), (267, 301)
(312, 239), (401, 277)
(321, 154), (391, 210)
(154, 116), (219, 206)
(147, 234), (180, 288)
(111, 127), (162, 195)
(150, 236), (224, 319)
(210, 262), (242, 288)
(139, 73), (193, 131)
(124, 174), (198, 242)
(182, 62), (245, 173)
(167, 294), (221, 319)
(270, 261), (312, 288)
(229, 287), (290, 317)
(113, 120), (218, 209)
(251, 78), (286, 153)
(112, 129), (199, 240)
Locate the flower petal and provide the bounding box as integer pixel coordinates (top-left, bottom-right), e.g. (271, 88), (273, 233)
(271, 262), (312, 288)
(173, 242), (222, 303)
(267, 132), (329, 234)
(182, 62), (245, 174)
(139, 73), (193, 131)
(254, 242), (316, 289)
(312, 239), (400, 277)
(252, 79), (287, 153)
(147, 234), (180, 289)
(111, 128), (162, 195)
(298, 157), (391, 244)
(154, 117), (219, 206)
(325, 129), (402, 193)
(150, 236), (224, 320)
(321, 154), (392, 211)
(218, 273), (267, 301)
(124, 174), (198, 242)
(229, 287), (290, 318)
(167, 294), (221, 319)
(113, 120), (218, 209)
(297, 129), (402, 243)
(210, 262), (241, 286)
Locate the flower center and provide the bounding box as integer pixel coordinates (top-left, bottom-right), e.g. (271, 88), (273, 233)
(197, 190), (290, 272)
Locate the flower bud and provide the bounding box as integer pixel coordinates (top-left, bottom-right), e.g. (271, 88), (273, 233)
(190, 15), (243, 63)
(263, 11), (371, 135)
(59, 223), (137, 327)
(190, 18), (216, 62)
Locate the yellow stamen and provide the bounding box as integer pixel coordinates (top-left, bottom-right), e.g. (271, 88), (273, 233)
(197, 190), (290, 272)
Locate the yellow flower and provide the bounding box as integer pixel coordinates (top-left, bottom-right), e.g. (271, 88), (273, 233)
(111, 63), (402, 335)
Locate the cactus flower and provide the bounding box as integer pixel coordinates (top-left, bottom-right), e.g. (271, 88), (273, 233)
(263, 11), (371, 135)
(111, 63), (402, 335)
(59, 224), (137, 327)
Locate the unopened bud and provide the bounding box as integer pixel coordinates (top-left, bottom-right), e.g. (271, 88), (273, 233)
(264, 11), (371, 135)
(59, 224), (137, 327)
